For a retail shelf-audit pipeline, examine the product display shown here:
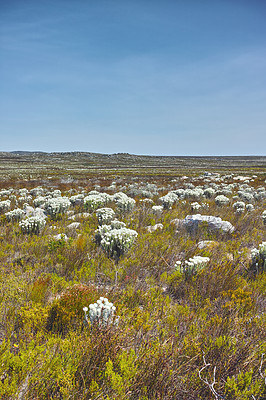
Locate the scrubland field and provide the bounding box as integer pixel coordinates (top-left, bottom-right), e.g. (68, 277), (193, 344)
(0, 152), (265, 400)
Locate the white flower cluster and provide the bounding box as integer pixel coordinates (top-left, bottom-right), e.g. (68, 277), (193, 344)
(0, 189), (13, 197)
(233, 201), (246, 214)
(215, 195), (230, 206)
(18, 188), (29, 196)
(127, 183), (159, 198)
(159, 192), (178, 209)
(251, 242), (266, 272)
(191, 202), (201, 211)
(140, 198), (154, 205)
(101, 227), (138, 258)
(152, 205), (164, 214)
(262, 210), (266, 226)
(51, 189), (61, 198)
(33, 196), (46, 207)
(19, 216), (46, 234)
(112, 192), (136, 212)
(96, 221), (137, 259)
(246, 204), (254, 212)
(30, 187), (44, 197)
(110, 220), (126, 229)
(83, 297), (118, 327)
(204, 188), (216, 198)
(175, 255), (210, 276)
(0, 200), (11, 213)
(96, 207), (115, 225)
(84, 192), (111, 211)
(69, 194), (84, 206)
(5, 208), (25, 221)
(45, 197), (71, 219)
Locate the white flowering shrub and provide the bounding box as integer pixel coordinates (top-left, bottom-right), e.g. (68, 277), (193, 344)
(5, 208), (25, 222)
(238, 191), (254, 203)
(18, 195), (32, 203)
(19, 216), (46, 234)
(83, 297), (119, 328)
(112, 192), (136, 212)
(233, 201), (246, 214)
(175, 256), (210, 277)
(152, 205), (164, 214)
(0, 200), (11, 213)
(96, 207), (115, 225)
(204, 188), (216, 198)
(251, 242), (266, 273)
(69, 194), (84, 206)
(0, 189), (13, 197)
(96, 224), (138, 259)
(18, 188), (29, 196)
(159, 192), (178, 209)
(45, 197), (71, 219)
(110, 220), (126, 229)
(140, 198), (154, 206)
(246, 204), (254, 212)
(254, 188), (266, 201)
(262, 210), (266, 226)
(191, 202), (201, 211)
(51, 190), (61, 198)
(33, 196), (46, 207)
(84, 193), (111, 211)
(184, 188), (204, 200)
(30, 187), (44, 196)
(172, 189), (185, 199)
(215, 195), (230, 207)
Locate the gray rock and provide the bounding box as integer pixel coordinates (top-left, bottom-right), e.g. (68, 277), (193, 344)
(67, 222), (81, 230)
(183, 214), (234, 233)
(146, 223), (163, 233)
(175, 214), (234, 234)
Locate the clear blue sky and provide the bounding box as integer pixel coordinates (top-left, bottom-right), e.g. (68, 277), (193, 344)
(1, 0), (266, 155)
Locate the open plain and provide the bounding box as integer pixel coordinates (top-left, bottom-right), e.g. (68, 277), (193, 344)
(0, 152), (265, 399)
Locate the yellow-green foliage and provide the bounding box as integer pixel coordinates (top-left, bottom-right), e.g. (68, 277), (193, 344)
(0, 166), (265, 399)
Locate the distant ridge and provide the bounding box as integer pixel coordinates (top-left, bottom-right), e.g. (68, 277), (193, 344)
(7, 151), (265, 158)
(10, 151), (47, 155)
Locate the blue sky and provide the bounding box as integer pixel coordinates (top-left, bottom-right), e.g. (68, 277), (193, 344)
(1, 0), (266, 155)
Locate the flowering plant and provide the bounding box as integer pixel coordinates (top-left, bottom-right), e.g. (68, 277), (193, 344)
(95, 223), (138, 260)
(175, 255), (210, 277)
(45, 197), (71, 219)
(83, 297), (119, 328)
(19, 216), (46, 234)
(96, 207), (115, 225)
(5, 208), (25, 222)
(251, 242), (266, 272)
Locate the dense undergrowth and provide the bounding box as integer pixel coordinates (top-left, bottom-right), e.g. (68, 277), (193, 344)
(0, 169), (265, 399)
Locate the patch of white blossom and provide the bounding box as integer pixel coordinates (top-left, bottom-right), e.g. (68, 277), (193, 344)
(215, 195), (230, 207)
(45, 197), (71, 219)
(96, 207), (115, 225)
(19, 216), (46, 234)
(84, 192), (111, 211)
(251, 242), (266, 271)
(5, 208), (25, 221)
(112, 192), (135, 212)
(152, 205), (164, 215)
(233, 201), (246, 214)
(83, 297), (119, 327)
(96, 222), (137, 258)
(262, 210), (266, 226)
(0, 200), (11, 213)
(175, 255), (210, 276)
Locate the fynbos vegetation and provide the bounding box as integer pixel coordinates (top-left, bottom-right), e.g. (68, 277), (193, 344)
(0, 152), (265, 399)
